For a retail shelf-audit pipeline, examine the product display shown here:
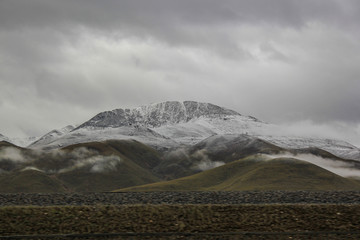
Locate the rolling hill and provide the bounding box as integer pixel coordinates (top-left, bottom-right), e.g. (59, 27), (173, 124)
(117, 156), (360, 192)
(0, 170), (68, 193)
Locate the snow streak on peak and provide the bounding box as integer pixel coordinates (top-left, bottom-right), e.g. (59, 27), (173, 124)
(77, 101), (247, 129)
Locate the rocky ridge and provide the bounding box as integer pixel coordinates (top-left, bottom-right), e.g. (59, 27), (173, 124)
(76, 101), (244, 129)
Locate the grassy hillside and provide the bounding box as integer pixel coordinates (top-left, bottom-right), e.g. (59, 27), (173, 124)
(57, 140), (162, 192)
(118, 156), (360, 191)
(0, 170), (67, 193)
(63, 139), (162, 171)
(57, 154), (161, 192)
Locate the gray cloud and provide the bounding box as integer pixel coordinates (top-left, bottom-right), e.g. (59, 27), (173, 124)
(0, 146), (122, 174)
(2, 0), (359, 31)
(192, 149), (225, 171)
(0, 0), (360, 148)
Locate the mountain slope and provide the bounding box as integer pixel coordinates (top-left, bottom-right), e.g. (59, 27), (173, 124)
(118, 156), (360, 192)
(261, 135), (360, 161)
(30, 125), (177, 151)
(76, 101), (243, 129)
(154, 134), (284, 179)
(28, 125), (76, 148)
(0, 133), (38, 148)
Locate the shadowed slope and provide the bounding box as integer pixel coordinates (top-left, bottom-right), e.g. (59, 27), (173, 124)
(0, 170), (67, 193)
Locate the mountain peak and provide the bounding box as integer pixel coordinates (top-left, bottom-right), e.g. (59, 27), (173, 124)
(77, 101), (242, 129)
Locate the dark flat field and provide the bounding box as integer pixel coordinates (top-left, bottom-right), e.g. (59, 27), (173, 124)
(1, 192), (360, 239)
(1, 191), (360, 206)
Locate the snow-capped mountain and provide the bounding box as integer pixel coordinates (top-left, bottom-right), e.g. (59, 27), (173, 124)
(29, 125), (76, 148)
(0, 133), (37, 147)
(9, 136), (38, 148)
(29, 101), (266, 150)
(76, 101), (248, 129)
(26, 101), (360, 160)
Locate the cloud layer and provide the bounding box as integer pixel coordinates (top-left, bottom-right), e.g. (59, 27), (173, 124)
(0, 147), (122, 174)
(263, 153), (360, 178)
(0, 0), (360, 146)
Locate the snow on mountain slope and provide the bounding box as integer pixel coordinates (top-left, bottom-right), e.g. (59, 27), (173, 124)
(155, 117), (360, 160)
(26, 101), (360, 161)
(32, 101), (261, 149)
(76, 101), (243, 129)
(29, 101), (258, 150)
(259, 135), (360, 161)
(154, 114), (269, 145)
(32, 126), (176, 150)
(0, 133), (9, 142)
(0, 133), (36, 147)
(9, 136), (38, 148)
(29, 125), (76, 148)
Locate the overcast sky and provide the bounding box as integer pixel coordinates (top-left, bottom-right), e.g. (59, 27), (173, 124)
(1, 0), (360, 146)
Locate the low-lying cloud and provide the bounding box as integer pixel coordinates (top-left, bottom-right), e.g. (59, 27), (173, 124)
(262, 153), (360, 178)
(196, 159), (225, 171)
(192, 149), (225, 171)
(0, 147), (27, 163)
(58, 155), (122, 173)
(0, 146), (122, 174)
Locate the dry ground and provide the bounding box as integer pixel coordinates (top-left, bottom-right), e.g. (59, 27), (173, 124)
(1, 204), (360, 239)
